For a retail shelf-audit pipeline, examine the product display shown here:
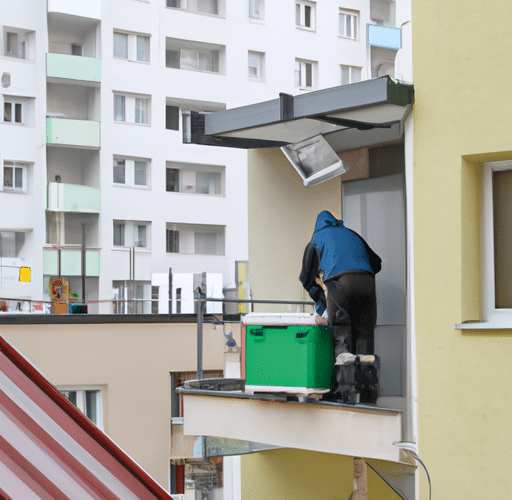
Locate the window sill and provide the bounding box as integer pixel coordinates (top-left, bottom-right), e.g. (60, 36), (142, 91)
(338, 36), (359, 41)
(455, 321), (512, 330)
(296, 26), (316, 32)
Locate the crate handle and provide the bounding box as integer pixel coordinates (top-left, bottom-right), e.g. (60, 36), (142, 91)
(250, 329), (264, 336)
(296, 330), (308, 339)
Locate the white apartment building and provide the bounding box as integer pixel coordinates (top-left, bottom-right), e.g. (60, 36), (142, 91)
(0, 0), (401, 314)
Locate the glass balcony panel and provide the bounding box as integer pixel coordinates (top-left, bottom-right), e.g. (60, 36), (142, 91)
(46, 118), (100, 149)
(47, 183), (100, 213)
(47, 53), (101, 83)
(367, 24), (401, 50)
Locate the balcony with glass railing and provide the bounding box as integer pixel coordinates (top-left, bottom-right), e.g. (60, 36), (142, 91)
(46, 53), (101, 83)
(46, 118), (100, 149)
(46, 182), (100, 213)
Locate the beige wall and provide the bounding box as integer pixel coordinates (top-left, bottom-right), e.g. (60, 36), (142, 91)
(0, 321), (225, 490)
(247, 148), (342, 310)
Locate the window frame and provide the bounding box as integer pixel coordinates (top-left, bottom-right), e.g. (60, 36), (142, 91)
(165, 222), (225, 256)
(59, 387), (104, 430)
(113, 157), (150, 188)
(295, 1), (316, 30)
(4, 101), (23, 124)
(482, 161), (512, 324)
(113, 93), (151, 125)
(165, 162), (224, 196)
(248, 0), (264, 20)
(340, 64), (362, 85)
(295, 58), (316, 89)
(113, 31), (150, 63)
(339, 9), (359, 40)
(2, 161), (26, 192)
(114, 220), (151, 249)
(248, 51), (265, 81)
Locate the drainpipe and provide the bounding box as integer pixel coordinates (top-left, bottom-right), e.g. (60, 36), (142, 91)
(352, 458), (367, 500)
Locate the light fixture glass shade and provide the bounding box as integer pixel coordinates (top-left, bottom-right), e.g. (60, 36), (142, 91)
(281, 134), (348, 187)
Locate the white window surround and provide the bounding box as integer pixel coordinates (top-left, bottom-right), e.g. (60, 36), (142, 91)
(113, 157), (150, 188)
(477, 160), (512, 328)
(113, 31), (150, 62)
(166, 0), (223, 17)
(296, 1), (316, 30)
(249, 0), (264, 20)
(2, 161), (27, 192)
(339, 9), (359, 40)
(166, 38), (225, 74)
(113, 93), (151, 125)
(248, 51), (264, 81)
(113, 220), (151, 249)
(59, 387), (103, 430)
(3, 100), (23, 124)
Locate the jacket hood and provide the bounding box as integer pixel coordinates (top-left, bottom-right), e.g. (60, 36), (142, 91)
(313, 210), (342, 233)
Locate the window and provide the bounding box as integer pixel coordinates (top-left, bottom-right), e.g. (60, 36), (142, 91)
(113, 280), (151, 314)
(137, 35), (150, 62)
(113, 31), (150, 62)
(165, 223), (224, 255)
(113, 159), (126, 184)
(113, 157), (150, 187)
(3, 162), (26, 192)
(4, 27), (34, 60)
(340, 65), (361, 85)
(249, 0), (264, 19)
(0, 231), (25, 258)
(482, 161), (512, 323)
(166, 162), (224, 195)
(114, 220), (150, 248)
(296, 1), (315, 30)
(166, 0), (221, 16)
(166, 38), (224, 74)
(166, 229), (180, 253)
(295, 59), (315, 89)
(60, 389), (103, 428)
(135, 98), (148, 124)
(114, 94), (125, 121)
(4, 101), (22, 124)
(113, 221), (125, 246)
(248, 51), (265, 81)
(71, 44), (82, 56)
(166, 105), (180, 130)
(113, 33), (128, 58)
(339, 10), (358, 39)
(113, 93), (151, 124)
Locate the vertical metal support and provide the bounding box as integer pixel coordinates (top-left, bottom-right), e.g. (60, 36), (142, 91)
(197, 294), (204, 380)
(81, 223), (86, 301)
(168, 267), (173, 314)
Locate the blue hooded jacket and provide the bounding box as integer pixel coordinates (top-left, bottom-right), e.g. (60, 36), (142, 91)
(299, 210), (381, 315)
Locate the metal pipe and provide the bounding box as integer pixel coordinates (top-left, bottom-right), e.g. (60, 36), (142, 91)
(197, 296), (204, 380)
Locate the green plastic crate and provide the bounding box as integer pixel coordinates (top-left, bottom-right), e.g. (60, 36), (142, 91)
(245, 323), (333, 393)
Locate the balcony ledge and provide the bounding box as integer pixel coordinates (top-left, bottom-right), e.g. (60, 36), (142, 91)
(179, 387), (406, 464)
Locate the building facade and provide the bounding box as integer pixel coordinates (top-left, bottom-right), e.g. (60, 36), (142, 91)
(0, 0), (396, 314)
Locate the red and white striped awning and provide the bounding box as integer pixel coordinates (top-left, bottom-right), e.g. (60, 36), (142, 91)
(0, 335), (175, 500)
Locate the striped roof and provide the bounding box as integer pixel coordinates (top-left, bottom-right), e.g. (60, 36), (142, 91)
(0, 335), (175, 500)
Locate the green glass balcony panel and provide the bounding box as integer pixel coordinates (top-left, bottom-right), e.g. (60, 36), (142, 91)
(61, 250), (82, 276)
(46, 118), (100, 149)
(47, 182), (100, 213)
(47, 53), (101, 83)
(43, 249), (59, 276)
(85, 250), (100, 277)
(43, 249), (100, 277)
(47, 0), (101, 19)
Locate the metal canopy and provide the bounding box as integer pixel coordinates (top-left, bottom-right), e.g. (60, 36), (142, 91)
(186, 76), (414, 153)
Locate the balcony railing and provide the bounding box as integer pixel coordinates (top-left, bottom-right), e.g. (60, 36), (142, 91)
(367, 24), (402, 50)
(47, 53), (101, 83)
(46, 117), (101, 149)
(47, 182), (100, 213)
(43, 247), (100, 277)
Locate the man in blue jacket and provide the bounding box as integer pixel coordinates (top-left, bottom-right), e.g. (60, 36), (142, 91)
(299, 210), (381, 358)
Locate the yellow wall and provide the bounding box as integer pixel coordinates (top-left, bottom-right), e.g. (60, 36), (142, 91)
(0, 322), (225, 489)
(241, 449), (399, 500)
(247, 148), (342, 310)
(412, 1), (512, 497)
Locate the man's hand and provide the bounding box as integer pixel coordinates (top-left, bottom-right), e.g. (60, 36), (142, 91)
(314, 315), (328, 326)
